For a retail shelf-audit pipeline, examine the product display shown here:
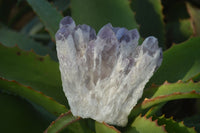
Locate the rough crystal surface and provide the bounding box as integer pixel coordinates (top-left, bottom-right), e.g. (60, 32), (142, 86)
(55, 16), (163, 126)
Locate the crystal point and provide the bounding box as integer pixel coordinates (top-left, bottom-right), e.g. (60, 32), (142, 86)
(60, 16), (75, 29)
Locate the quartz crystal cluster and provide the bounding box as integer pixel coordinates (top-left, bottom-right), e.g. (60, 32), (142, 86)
(55, 16), (162, 126)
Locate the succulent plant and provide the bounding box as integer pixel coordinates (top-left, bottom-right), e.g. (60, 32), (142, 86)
(0, 0), (200, 133)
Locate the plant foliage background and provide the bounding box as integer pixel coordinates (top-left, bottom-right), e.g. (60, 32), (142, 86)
(0, 0), (200, 132)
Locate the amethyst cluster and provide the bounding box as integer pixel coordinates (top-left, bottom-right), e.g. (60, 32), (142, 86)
(56, 16), (162, 126)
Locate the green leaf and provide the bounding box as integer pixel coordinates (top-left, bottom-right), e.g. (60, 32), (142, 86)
(149, 37), (200, 85)
(0, 77), (67, 116)
(162, 1), (190, 22)
(131, 0), (165, 49)
(71, 0), (138, 31)
(0, 44), (67, 106)
(165, 19), (193, 45)
(0, 92), (50, 132)
(44, 111), (86, 133)
(156, 115), (196, 133)
(192, 73), (200, 82)
(148, 81), (200, 99)
(21, 17), (44, 35)
(0, 27), (56, 60)
(125, 115), (166, 133)
(187, 3), (200, 36)
(130, 81), (200, 118)
(162, 1), (192, 47)
(184, 115), (200, 132)
(95, 121), (120, 133)
(145, 103), (165, 118)
(27, 0), (63, 39)
(53, 0), (70, 12)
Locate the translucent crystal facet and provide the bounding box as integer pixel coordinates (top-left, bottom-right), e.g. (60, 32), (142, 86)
(55, 16), (163, 126)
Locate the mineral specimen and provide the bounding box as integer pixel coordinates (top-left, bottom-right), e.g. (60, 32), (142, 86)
(56, 16), (162, 126)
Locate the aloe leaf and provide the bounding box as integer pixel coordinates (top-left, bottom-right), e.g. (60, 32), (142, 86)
(149, 37), (200, 85)
(44, 111), (86, 133)
(53, 0), (70, 12)
(131, 0), (165, 49)
(27, 0), (63, 40)
(0, 92), (50, 132)
(0, 77), (67, 116)
(156, 115), (196, 133)
(71, 0), (138, 31)
(186, 3), (200, 36)
(162, 1), (193, 46)
(143, 81), (200, 106)
(162, 1), (190, 21)
(165, 19), (193, 45)
(0, 27), (56, 60)
(125, 115), (166, 133)
(192, 73), (200, 82)
(148, 81), (200, 98)
(20, 17), (44, 35)
(184, 115), (200, 132)
(131, 81), (200, 118)
(0, 44), (67, 106)
(145, 103), (165, 118)
(95, 122), (120, 133)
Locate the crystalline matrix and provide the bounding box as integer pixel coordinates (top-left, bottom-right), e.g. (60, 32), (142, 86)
(55, 16), (162, 126)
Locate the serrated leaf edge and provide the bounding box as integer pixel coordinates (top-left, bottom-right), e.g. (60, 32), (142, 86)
(44, 111), (81, 133)
(130, 80), (200, 119)
(147, 79), (199, 94)
(142, 90), (199, 105)
(0, 77), (67, 116)
(102, 122), (121, 133)
(136, 114), (167, 132)
(0, 43), (55, 62)
(156, 114), (197, 133)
